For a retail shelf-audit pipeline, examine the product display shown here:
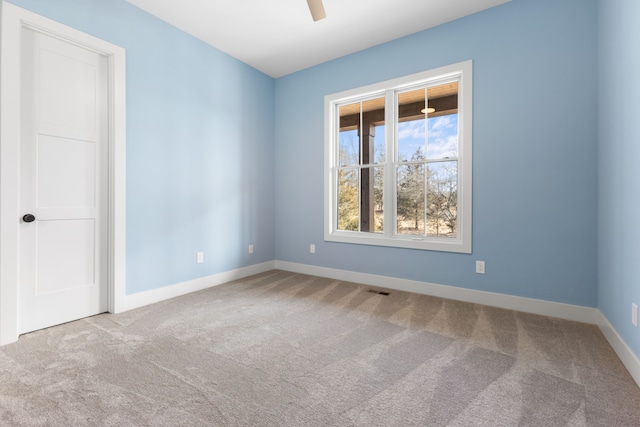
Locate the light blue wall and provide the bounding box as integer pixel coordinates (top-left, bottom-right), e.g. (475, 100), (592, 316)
(275, 0), (599, 307)
(598, 0), (640, 359)
(7, 0), (276, 294)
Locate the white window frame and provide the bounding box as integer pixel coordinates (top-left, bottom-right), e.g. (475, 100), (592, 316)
(324, 60), (472, 253)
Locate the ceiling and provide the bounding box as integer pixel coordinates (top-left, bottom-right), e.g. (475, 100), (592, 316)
(125, 0), (511, 78)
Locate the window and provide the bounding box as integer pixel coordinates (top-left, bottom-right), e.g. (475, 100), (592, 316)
(324, 61), (472, 253)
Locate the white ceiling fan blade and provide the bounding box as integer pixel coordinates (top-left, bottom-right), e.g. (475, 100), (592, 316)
(307, 0), (327, 21)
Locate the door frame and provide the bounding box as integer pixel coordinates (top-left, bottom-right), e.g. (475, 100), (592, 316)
(0, 3), (127, 344)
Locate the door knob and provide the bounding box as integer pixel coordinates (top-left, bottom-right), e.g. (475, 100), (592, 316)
(22, 214), (36, 223)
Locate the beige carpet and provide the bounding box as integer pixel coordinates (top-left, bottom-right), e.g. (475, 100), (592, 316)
(1, 270), (639, 426)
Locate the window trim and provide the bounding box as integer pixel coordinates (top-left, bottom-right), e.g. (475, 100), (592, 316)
(324, 60), (472, 253)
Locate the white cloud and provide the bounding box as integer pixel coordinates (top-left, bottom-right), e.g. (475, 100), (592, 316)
(398, 120), (425, 140)
(430, 115), (455, 131)
(427, 114), (458, 158)
(428, 135), (458, 159)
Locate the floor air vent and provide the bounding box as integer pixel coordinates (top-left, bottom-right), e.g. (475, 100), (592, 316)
(367, 289), (390, 296)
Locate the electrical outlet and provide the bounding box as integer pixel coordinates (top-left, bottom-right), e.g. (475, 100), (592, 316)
(310, 244), (316, 254)
(633, 303), (638, 328)
(475, 260), (485, 274)
(249, 244), (254, 254)
(196, 252), (204, 264)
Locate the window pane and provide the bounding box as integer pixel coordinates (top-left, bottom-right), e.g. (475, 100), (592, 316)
(338, 168), (359, 231)
(397, 89), (426, 162)
(374, 125), (385, 164)
(427, 161), (458, 238)
(360, 166), (382, 233)
(361, 98), (385, 165)
(339, 102), (360, 166)
(339, 129), (359, 167)
(427, 82), (459, 160)
(427, 114), (458, 159)
(398, 120), (425, 162)
(397, 163), (425, 235)
(374, 166), (384, 232)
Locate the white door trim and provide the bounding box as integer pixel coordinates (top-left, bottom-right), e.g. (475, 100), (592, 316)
(0, 3), (127, 345)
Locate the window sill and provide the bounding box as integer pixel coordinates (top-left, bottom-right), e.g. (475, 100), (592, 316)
(325, 230), (471, 253)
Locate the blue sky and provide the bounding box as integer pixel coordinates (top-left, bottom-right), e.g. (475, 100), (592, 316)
(398, 114), (459, 161)
(340, 113), (459, 165)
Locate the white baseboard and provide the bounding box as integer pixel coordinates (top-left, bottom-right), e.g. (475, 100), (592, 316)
(119, 261), (275, 312)
(119, 259), (597, 324)
(597, 312), (640, 387)
(274, 261), (598, 324)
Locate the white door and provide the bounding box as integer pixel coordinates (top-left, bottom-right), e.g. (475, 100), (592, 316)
(18, 27), (109, 334)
